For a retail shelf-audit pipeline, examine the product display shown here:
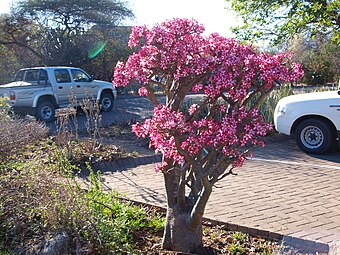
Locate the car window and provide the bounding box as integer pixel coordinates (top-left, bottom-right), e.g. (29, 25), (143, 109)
(24, 70), (39, 83)
(39, 70), (49, 84)
(54, 69), (71, 83)
(71, 69), (91, 82)
(14, 70), (25, 82)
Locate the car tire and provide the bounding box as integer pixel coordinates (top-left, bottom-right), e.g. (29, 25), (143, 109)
(294, 119), (333, 154)
(36, 101), (55, 122)
(100, 93), (114, 112)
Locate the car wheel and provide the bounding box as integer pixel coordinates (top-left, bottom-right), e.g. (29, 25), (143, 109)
(36, 101), (55, 122)
(294, 119), (333, 154)
(100, 93), (114, 112)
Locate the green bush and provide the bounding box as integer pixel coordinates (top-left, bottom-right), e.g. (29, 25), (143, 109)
(257, 85), (294, 124)
(0, 140), (164, 254)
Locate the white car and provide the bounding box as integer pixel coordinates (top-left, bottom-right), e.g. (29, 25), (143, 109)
(274, 90), (340, 154)
(0, 67), (117, 122)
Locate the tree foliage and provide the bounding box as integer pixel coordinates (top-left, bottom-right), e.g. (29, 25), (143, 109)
(17, 0), (133, 30)
(288, 34), (340, 84)
(82, 26), (133, 81)
(113, 18), (303, 253)
(0, 0), (133, 82)
(228, 0), (340, 44)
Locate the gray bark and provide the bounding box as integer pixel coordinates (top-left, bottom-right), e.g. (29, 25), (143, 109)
(162, 206), (203, 253)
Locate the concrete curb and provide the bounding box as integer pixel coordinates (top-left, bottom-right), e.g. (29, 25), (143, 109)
(86, 154), (162, 173)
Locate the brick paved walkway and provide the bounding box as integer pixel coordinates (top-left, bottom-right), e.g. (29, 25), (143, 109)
(84, 139), (340, 253)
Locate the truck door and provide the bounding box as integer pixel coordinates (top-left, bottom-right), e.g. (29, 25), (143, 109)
(53, 69), (74, 106)
(70, 69), (98, 102)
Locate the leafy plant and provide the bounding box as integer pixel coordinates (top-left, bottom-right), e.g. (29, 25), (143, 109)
(256, 84), (295, 125)
(232, 231), (248, 241)
(228, 242), (246, 254)
(0, 251), (12, 255)
(228, 0), (339, 44)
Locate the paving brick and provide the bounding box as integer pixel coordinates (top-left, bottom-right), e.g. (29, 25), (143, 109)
(80, 139), (340, 252)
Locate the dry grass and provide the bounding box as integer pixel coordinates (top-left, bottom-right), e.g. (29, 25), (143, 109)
(0, 113), (48, 161)
(0, 98), (47, 161)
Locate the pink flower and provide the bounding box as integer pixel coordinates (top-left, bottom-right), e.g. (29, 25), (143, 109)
(138, 87), (148, 96)
(192, 84), (203, 92)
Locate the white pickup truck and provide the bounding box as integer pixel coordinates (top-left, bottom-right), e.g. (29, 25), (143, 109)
(274, 90), (340, 154)
(0, 67), (117, 122)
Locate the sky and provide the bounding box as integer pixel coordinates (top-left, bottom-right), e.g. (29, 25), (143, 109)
(0, 0), (239, 37)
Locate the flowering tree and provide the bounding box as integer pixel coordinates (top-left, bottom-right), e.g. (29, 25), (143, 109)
(113, 18), (303, 253)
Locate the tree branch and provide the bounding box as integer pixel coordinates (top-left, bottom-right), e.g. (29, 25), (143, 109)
(0, 40), (48, 64)
(177, 163), (190, 210)
(187, 175), (212, 230)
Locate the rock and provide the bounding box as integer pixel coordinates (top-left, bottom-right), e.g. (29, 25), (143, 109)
(39, 232), (69, 255)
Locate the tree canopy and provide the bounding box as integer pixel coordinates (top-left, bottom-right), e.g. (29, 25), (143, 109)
(288, 33), (339, 84)
(0, 0), (134, 82)
(17, 0), (134, 30)
(228, 0), (340, 44)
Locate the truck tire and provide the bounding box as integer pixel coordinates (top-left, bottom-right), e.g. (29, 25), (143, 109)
(36, 101), (55, 122)
(100, 93), (114, 112)
(294, 119), (333, 154)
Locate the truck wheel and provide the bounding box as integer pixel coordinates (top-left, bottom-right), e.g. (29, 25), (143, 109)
(36, 101), (55, 122)
(294, 119), (333, 154)
(100, 93), (114, 112)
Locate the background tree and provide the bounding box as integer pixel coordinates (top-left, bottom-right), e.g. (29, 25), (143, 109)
(227, 0), (340, 44)
(83, 26), (133, 81)
(113, 18), (303, 253)
(0, 0), (133, 82)
(288, 33), (340, 85)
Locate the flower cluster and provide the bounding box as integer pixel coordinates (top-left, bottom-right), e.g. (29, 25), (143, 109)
(133, 105), (187, 167)
(133, 103), (273, 170)
(138, 87), (148, 96)
(114, 18), (304, 172)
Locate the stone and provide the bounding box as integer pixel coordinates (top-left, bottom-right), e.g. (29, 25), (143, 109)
(39, 232), (69, 255)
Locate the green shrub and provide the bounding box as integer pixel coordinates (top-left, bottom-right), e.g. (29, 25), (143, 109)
(0, 140), (164, 254)
(257, 85), (294, 124)
(0, 251), (12, 255)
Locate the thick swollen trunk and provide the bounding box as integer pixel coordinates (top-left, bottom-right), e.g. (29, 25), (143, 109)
(161, 158), (212, 253)
(162, 207), (203, 253)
